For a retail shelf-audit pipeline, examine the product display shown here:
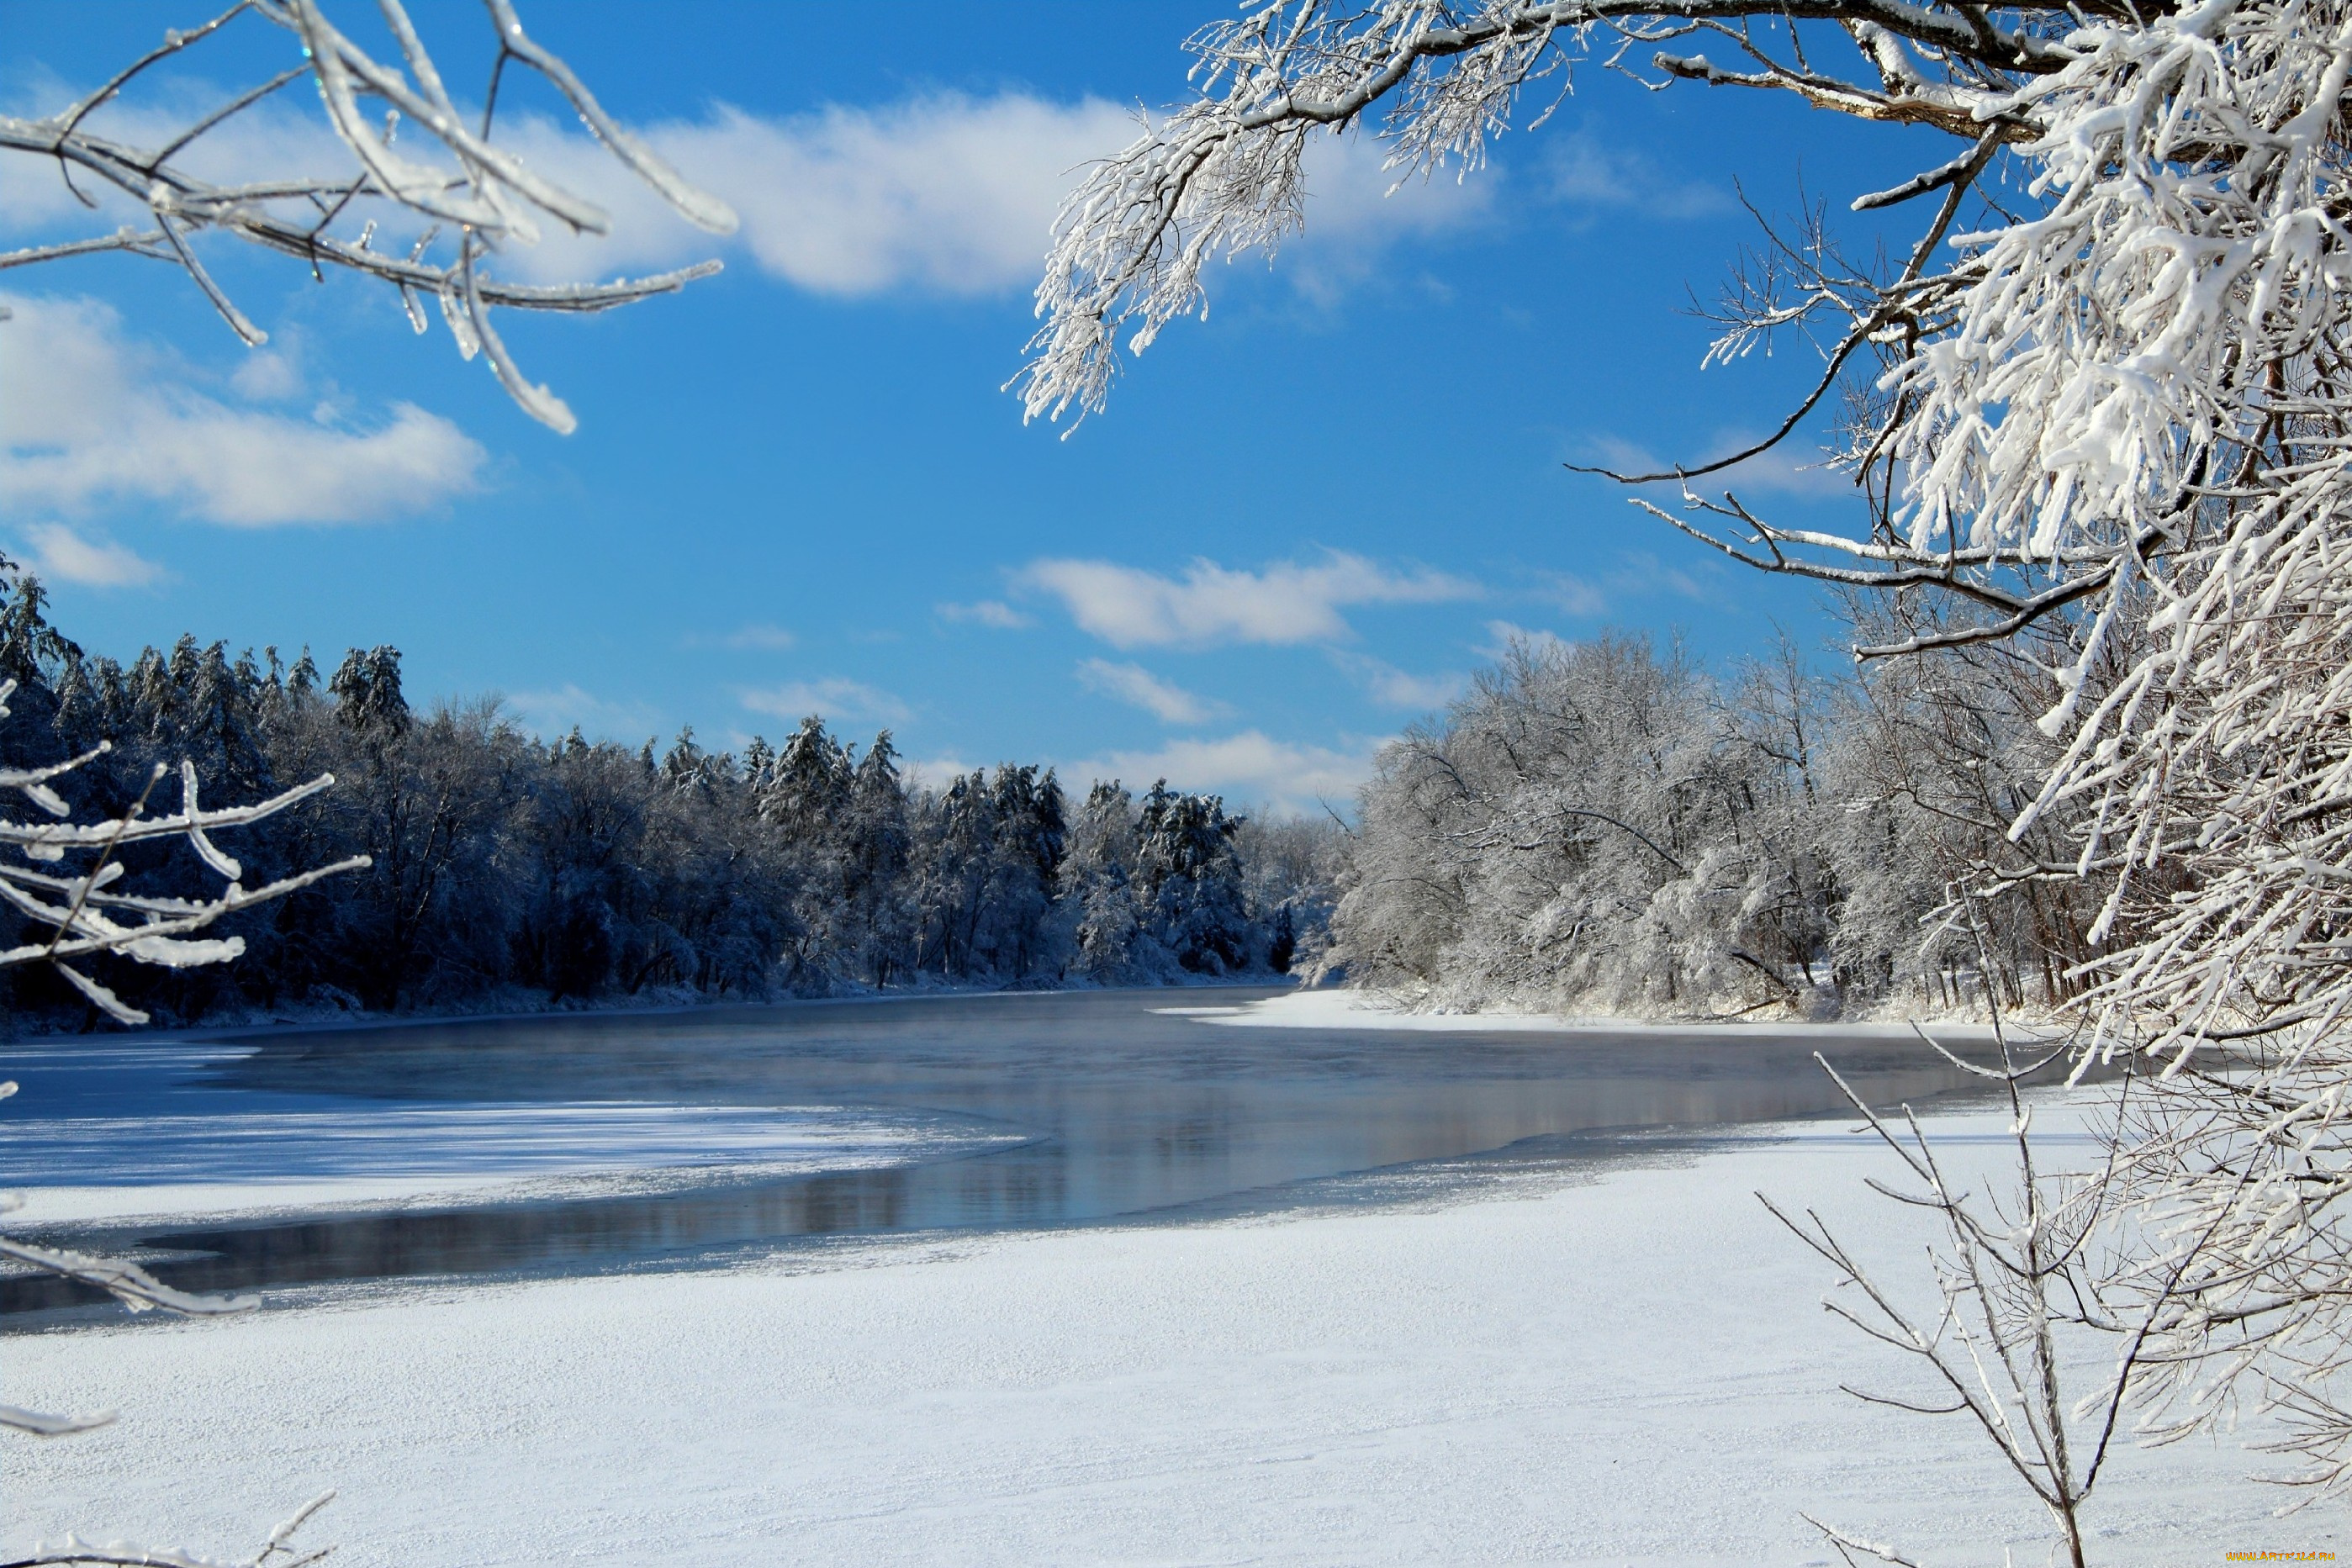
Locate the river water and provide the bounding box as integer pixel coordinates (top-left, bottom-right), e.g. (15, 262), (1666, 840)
(0, 988), (2001, 1312)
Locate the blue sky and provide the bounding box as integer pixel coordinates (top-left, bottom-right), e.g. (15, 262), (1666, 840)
(0, 2), (1959, 811)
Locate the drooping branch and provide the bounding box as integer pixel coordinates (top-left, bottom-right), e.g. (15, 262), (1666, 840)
(0, 679), (370, 1023)
(1016, 0), (2077, 426)
(0, 0), (740, 432)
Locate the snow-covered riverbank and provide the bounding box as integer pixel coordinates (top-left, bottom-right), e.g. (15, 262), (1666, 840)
(4, 1098), (2299, 1567)
(1166, 988), (2032, 1040)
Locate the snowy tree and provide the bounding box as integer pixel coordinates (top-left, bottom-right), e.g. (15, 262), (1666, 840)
(513, 728), (653, 1002)
(907, 764), (1071, 983)
(757, 715), (858, 985)
(1332, 631), (1841, 1013)
(982, 763), (1072, 980)
(1061, 781), (1150, 981)
(838, 732), (916, 987)
(0, 579), (1322, 1022)
(1135, 780), (1255, 975)
(1024, 0), (2352, 1532)
(1233, 807), (1349, 974)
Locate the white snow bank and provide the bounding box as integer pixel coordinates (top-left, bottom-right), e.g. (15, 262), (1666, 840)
(1174, 988), (2017, 1038)
(2, 1098), (2301, 1567)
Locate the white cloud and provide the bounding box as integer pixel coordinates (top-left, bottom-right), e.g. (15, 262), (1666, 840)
(1076, 659), (1228, 726)
(1520, 556), (1721, 622)
(1578, 429), (1852, 501)
(498, 94), (1488, 304)
(1271, 131), (1497, 303)
(1303, 132), (1498, 239)
(226, 345), (304, 402)
(1541, 133), (1729, 220)
(1019, 551), (1477, 650)
(504, 684), (663, 742)
(0, 67), (1121, 300)
(0, 294), (485, 526)
(722, 623), (798, 651)
(1611, 549), (1719, 604)
(17, 523), (162, 589)
(938, 599), (1032, 629)
(742, 678), (910, 726)
(1, 70), (1485, 317)
(1061, 731), (1383, 816)
(1330, 652), (1466, 710)
(1482, 620), (1574, 660)
(904, 752), (980, 789)
(1699, 438), (1858, 500)
(1537, 570), (1611, 618)
(493, 94), (1136, 298)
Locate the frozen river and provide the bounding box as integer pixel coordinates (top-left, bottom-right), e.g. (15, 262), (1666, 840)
(0, 987), (1999, 1310)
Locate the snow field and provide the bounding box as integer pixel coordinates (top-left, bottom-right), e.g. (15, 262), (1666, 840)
(2, 1101), (2304, 1566)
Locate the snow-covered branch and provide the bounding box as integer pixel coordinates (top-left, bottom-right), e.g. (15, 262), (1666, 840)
(0, 680), (367, 1025)
(1769, 1034), (2149, 1566)
(0, 0), (739, 433)
(0, 1489), (334, 1568)
(1016, 0), (2087, 426)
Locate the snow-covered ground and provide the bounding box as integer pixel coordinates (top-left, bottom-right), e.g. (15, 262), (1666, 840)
(1169, 988), (2022, 1039)
(3, 1098), (2306, 1566)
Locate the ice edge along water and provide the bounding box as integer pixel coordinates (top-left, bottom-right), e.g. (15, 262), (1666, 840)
(0, 1036), (1019, 1227)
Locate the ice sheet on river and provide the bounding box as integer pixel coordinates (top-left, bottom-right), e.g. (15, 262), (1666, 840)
(0, 1038), (1016, 1227)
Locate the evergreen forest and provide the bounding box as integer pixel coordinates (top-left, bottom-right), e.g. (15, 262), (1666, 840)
(0, 574), (1340, 1027)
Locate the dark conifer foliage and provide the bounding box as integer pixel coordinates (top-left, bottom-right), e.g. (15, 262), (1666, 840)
(0, 579), (1337, 1027)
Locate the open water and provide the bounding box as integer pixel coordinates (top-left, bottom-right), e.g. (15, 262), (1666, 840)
(0, 987), (2005, 1311)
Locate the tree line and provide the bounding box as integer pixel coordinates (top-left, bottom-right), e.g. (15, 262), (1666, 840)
(0, 576), (1340, 1027)
(1323, 602), (2112, 1022)
(0, 551), (2120, 1032)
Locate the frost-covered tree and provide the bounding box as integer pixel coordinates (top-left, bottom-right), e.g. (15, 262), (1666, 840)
(1134, 779), (1257, 975)
(1233, 807), (1349, 974)
(0, 595), (1324, 1022)
(1061, 780), (1150, 981)
(1026, 0), (2352, 1523)
(839, 732), (917, 988)
(907, 764), (1072, 983)
(1820, 594), (2116, 1017)
(1332, 631), (1843, 1013)
(757, 715), (858, 985)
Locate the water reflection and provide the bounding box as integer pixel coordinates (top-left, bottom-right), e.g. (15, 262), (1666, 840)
(3, 988), (2007, 1310)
